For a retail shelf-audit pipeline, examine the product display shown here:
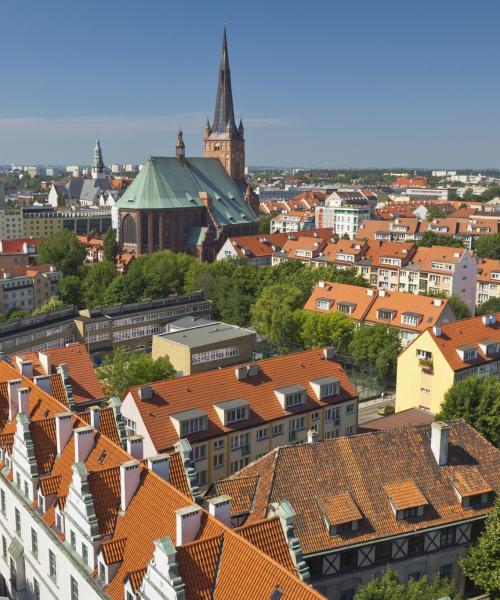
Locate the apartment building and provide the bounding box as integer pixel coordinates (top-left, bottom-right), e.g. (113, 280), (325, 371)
(0, 209), (24, 240)
(74, 292), (212, 362)
(120, 348), (359, 488)
(315, 191), (372, 239)
(215, 421), (499, 599)
(152, 319), (256, 375)
(396, 313), (500, 414)
(271, 210), (316, 233)
(22, 206), (112, 238)
(0, 264), (62, 313)
(0, 358), (320, 600)
(0, 238), (39, 268)
(476, 258), (500, 305)
(305, 282), (455, 346)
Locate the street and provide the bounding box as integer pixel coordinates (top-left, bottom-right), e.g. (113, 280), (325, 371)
(357, 392), (396, 425)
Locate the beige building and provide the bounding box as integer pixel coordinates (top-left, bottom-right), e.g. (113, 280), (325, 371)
(0, 208), (24, 239)
(120, 348), (359, 488)
(152, 318), (256, 375)
(476, 258), (500, 305)
(396, 312), (500, 414)
(0, 264), (62, 313)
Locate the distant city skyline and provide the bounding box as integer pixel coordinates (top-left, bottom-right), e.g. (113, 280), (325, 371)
(1, 0), (499, 168)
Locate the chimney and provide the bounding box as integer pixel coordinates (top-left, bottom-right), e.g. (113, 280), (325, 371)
(318, 280), (325, 288)
(207, 495), (232, 527)
(56, 363), (69, 380)
(138, 385), (152, 400)
(33, 375), (51, 394)
(481, 314), (496, 326)
(8, 379), (22, 421)
(379, 290), (386, 297)
(175, 505), (201, 545)
(307, 429), (319, 444)
(367, 289), (374, 296)
(38, 352), (51, 375)
(18, 388), (30, 416)
(235, 366), (248, 380)
(120, 460), (141, 512)
(55, 412), (73, 455)
(126, 435), (144, 460)
(431, 422), (449, 466)
(74, 427), (94, 463)
(323, 347), (335, 360)
(199, 191), (213, 209)
(89, 406), (100, 430)
(15, 357), (33, 378)
(433, 298), (442, 307)
(147, 454), (170, 481)
(432, 325), (442, 337)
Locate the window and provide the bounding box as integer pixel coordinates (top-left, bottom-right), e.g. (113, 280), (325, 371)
(31, 528), (38, 559)
(71, 575), (79, 600)
(198, 470), (207, 486)
(213, 454), (224, 469)
(440, 527), (455, 548)
(470, 519), (485, 541)
(402, 314), (418, 326)
(272, 424), (283, 437)
(346, 403), (354, 415)
(439, 564), (452, 580)
(123, 417), (136, 435)
(407, 533), (425, 556)
(192, 346), (239, 365)
(15, 508), (21, 536)
(339, 548), (357, 572)
(310, 411), (320, 421)
(256, 428), (268, 441)
(416, 349), (432, 361)
(1, 489), (5, 515)
(464, 349), (476, 361)
(403, 506), (419, 519)
(285, 391), (305, 408)
(213, 439), (224, 450)
(34, 578), (40, 600)
(82, 544), (88, 565)
(226, 406), (248, 424)
(192, 444), (207, 462)
(10, 558), (16, 590)
(99, 561), (105, 582)
(374, 541), (392, 564)
(24, 481), (29, 497)
(231, 432), (250, 452)
(337, 303), (353, 314)
(70, 530), (76, 551)
(2, 535), (6, 560)
(180, 416), (207, 436)
(49, 549), (57, 582)
(316, 299), (331, 310)
(345, 425), (354, 436)
(325, 407), (340, 425)
(325, 429), (339, 439)
(320, 382), (338, 398)
(290, 416), (305, 432)
(16, 473), (20, 488)
(377, 309), (393, 321)
(408, 571), (421, 582)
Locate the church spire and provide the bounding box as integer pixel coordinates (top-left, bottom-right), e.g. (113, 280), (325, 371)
(92, 138), (106, 180)
(176, 129), (185, 162)
(212, 24), (238, 135)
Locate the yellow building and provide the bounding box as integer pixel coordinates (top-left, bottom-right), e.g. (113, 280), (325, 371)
(396, 312), (500, 414)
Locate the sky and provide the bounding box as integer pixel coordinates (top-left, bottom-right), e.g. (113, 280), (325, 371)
(1, 0), (499, 169)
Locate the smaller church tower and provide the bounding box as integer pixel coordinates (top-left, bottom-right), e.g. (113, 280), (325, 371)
(92, 138), (106, 180)
(176, 129), (186, 163)
(204, 25), (245, 190)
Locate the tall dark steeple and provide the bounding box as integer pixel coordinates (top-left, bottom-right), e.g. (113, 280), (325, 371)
(204, 25), (245, 188)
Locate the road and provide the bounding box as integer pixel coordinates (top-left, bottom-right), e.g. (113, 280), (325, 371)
(357, 393), (396, 425)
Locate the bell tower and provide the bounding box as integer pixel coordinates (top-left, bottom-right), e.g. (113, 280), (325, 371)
(204, 25), (245, 189)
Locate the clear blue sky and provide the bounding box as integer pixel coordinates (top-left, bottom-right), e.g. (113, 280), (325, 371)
(1, 0), (499, 168)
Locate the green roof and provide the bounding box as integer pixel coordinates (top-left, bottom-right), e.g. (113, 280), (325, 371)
(117, 156), (256, 226)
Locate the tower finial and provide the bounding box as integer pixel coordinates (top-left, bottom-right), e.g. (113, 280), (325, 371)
(176, 128), (185, 162)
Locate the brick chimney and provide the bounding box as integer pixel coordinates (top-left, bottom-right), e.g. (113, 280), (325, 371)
(74, 427), (94, 463)
(15, 357), (33, 378)
(8, 379), (22, 421)
(431, 422), (449, 466)
(126, 435), (144, 460)
(175, 505), (201, 546)
(147, 454), (170, 481)
(120, 460), (141, 512)
(207, 495), (232, 527)
(89, 406), (100, 430)
(55, 412), (73, 455)
(38, 352), (51, 375)
(33, 375), (52, 394)
(18, 388), (30, 416)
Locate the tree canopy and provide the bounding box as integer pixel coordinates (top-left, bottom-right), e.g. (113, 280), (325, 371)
(425, 205), (447, 221)
(37, 229), (86, 276)
(477, 297), (500, 315)
(446, 294), (471, 320)
(103, 228), (118, 262)
(354, 567), (461, 600)
(32, 296), (66, 314)
(348, 324), (401, 380)
(96, 348), (175, 397)
(437, 376), (500, 447)
(417, 231), (464, 248)
(295, 310), (355, 353)
(461, 500), (500, 597)
(475, 233), (500, 259)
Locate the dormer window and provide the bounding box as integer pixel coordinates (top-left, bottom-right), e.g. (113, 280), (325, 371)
(214, 399), (250, 426)
(401, 312), (422, 326)
(337, 302), (356, 315)
(316, 298), (332, 311)
(274, 385), (306, 410)
(171, 409), (208, 437)
(479, 339), (499, 356)
(377, 309), (395, 321)
(449, 466), (493, 509)
(384, 481), (428, 521)
(310, 377), (340, 400)
(317, 492), (362, 537)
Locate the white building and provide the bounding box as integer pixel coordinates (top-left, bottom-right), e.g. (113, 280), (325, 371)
(315, 190), (372, 239)
(66, 166), (80, 178)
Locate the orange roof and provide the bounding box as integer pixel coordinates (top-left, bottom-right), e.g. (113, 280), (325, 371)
(19, 344), (105, 406)
(409, 245), (468, 273)
(125, 349), (358, 453)
(392, 176), (428, 188)
(477, 258), (500, 283)
(384, 480), (428, 510)
(318, 492), (362, 525)
(225, 233), (289, 259)
(0, 238), (40, 253)
(212, 477), (259, 514)
(304, 282), (375, 321)
(177, 535), (223, 599)
(101, 537), (127, 565)
(427, 313), (500, 371)
(448, 465), (493, 498)
(280, 236), (327, 258)
(227, 422), (500, 555)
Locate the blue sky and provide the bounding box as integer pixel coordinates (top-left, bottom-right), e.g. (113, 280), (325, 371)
(1, 0), (499, 168)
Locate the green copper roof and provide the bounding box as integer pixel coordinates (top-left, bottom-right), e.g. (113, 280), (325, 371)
(117, 157), (256, 226)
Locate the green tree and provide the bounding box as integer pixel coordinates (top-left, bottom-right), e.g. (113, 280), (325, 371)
(348, 324), (401, 381)
(437, 376), (500, 447)
(446, 294), (471, 320)
(341, 232), (351, 240)
(259, 213), (277, 234)
(296, 310), (355, 353)
(6, 308), (28, 320)
(251, 284), (303, 351)
(59, 275), (83, 307)
(354, 567), (461, 600)
(417, 231), (464, 248)
(32, 296), (65, 314)
(461, 500), (500, 597)
(475, 233), (500, 259)
(103, 228), (118, 262)
(96, 348), (176, 397)
(477, 297), (500, 315)
(37, 229), (86, 276)
(425, 205), (446, 220)
(82, 261), (117, 308)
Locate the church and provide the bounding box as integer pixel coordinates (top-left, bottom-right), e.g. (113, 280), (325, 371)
(117, 26), (259, 260)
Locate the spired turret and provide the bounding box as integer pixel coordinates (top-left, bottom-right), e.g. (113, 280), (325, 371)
(92, 138), (106, 180)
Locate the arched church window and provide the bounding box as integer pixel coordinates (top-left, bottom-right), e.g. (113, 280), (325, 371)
(122, 214), (136, 244)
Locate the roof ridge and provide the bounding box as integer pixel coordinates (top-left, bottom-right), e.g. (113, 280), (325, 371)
(209, 533), (225, 600)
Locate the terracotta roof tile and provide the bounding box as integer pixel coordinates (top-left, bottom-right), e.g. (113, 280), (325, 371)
(177, 535), (223, 599)
(88, 467), (122, 537)
(101, 537), (127, 565)
(168, 452), (192, 498)
(384, 480), (428, 510)
(317, 492), (363, 525)
(448, 465), (493, 497)
(213, 477), (259, 514)
(126, 568), (147, 593)
(30, 417), (58, 474)
(39, 474), (61, 496)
